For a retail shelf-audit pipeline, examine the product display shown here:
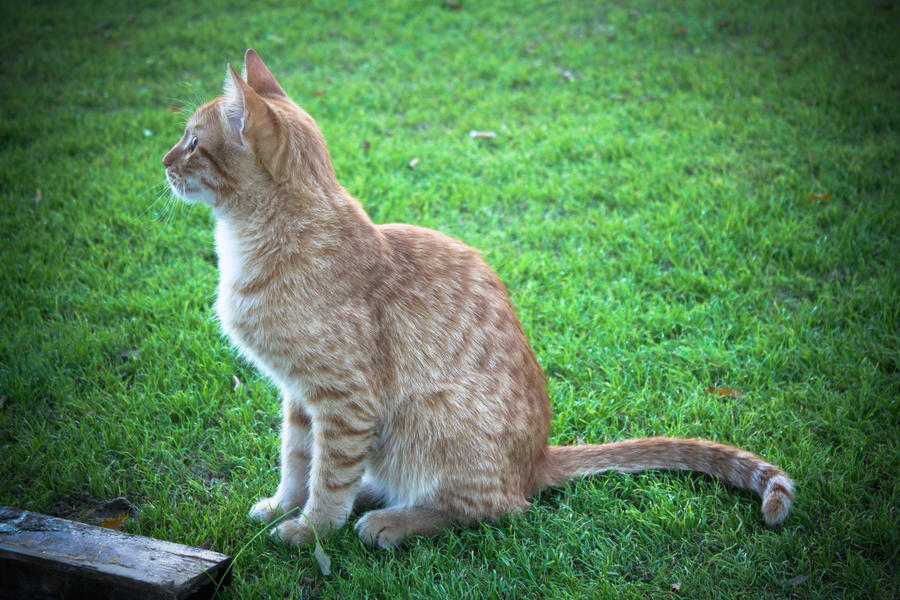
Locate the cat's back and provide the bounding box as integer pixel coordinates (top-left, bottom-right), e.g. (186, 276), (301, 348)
(367, 222), (550, 491)
(377, 223), (493, 288)
(373, 222), (549, 417)
(375, 222), (513, 334)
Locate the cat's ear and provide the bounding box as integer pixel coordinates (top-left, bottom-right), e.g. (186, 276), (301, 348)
(244, 49), (287, 98)
(222, 64), (246, 140)
(222, 63), (268, 144)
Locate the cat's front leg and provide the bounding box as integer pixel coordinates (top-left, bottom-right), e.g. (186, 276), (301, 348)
(249, 395), (312, 524)
(276, 390), (376, 546)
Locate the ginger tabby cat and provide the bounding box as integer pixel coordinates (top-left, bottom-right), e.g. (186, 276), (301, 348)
(163, 50), (793, 548)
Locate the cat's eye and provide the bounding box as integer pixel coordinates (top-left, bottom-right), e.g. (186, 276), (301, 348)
(189, 136), (198, 151)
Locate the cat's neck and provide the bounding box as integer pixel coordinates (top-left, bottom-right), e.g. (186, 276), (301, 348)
(214, 217), (254, 291)
(213, 187), (383, 293)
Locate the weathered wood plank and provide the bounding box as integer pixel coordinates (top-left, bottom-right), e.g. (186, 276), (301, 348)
(0, 507), (232, 600)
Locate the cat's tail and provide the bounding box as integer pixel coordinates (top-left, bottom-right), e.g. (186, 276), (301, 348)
(537, 437), (793, 526)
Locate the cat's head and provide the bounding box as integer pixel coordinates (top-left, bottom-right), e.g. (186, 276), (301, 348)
(163, 49), (338, 212)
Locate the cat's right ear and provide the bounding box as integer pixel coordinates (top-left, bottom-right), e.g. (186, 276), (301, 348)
(222, 63), (267, 145)
(244, 49), (287, 98)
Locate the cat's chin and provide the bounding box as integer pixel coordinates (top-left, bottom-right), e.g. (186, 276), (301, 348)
(166, 169), (216, 206)
(170, 183), (216, 207)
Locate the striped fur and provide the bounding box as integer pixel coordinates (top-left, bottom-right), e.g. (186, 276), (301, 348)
(163, 50), (794, 549)
(540, 438), (793, 527)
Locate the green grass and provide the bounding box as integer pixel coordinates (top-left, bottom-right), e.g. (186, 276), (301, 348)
(1, 0), (898, 597)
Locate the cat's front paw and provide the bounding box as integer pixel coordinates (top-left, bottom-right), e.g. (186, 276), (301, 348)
(249, 496), (282, 523)
(249, 489), (309, 524)
(276, 518), (318, 546)
(249, 496), (285, 523)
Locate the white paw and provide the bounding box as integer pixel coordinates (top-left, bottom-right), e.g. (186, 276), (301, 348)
(249, 496), (282, 523)
(249, 488), (310, 524)
(276, 518), (318, 546)
(276, 513), (343, 546)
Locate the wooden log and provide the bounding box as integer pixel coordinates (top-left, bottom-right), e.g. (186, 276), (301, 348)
(0, 507), (233, 600)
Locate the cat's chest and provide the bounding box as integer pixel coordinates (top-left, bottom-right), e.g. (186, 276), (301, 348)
(213, 222), (291, 366)
(215, 284), (262, 339)
(214, 270), (310, 397)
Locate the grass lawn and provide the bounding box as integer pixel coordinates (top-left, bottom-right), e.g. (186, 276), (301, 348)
(1, 0), (898, 597)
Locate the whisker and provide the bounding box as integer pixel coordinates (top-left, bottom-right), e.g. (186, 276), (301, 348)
(171, 82), (211, 126)
(140, 181), (172, 219)
(141, 192), (166, 219)
(164, 191), (181, 225)
(151, 185), (176, 226)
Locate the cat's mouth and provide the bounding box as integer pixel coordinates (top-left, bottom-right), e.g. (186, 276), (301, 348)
(165, 170), (187, 198)
(166, 169), (216, 206)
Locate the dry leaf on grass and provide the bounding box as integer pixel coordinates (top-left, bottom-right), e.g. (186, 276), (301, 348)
(785, 574), (809, 586)
(707, 387), (744, 399)
(119, 347), (140, 361)
(469, 130), (496, 139)
(314, 542), (331, 576)
(808, 192), (831, 202)
(99, 514), (128, 530)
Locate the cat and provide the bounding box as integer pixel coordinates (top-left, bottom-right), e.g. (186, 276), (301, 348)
(163, 49), (793, 549)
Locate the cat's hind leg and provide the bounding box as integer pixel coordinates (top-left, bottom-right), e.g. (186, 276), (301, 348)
(352, 476), (384, 513)
(355, 493), (531, 548)
(355, 506), (457, 549)
(249, 394), (312, 523)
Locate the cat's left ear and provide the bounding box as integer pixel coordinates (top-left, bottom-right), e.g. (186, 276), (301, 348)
(222, 63), (268, 144)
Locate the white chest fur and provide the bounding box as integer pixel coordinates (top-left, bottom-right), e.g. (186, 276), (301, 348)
(213, 219), (288, 386)
(213, 218), (248, 338)
(212, 220), (317, 414)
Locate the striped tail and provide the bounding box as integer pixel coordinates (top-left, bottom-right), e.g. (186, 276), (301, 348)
(538, 437), (793, 526)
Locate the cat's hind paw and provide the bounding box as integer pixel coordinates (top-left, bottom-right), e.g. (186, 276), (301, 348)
(355, 507), (453, 549)
(355, 510), (403, 549)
